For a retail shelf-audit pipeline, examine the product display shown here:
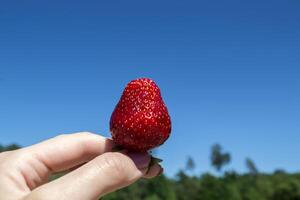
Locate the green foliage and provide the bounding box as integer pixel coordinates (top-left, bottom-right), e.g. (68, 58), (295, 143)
(210, 144), (231, 172)
(2, 142), (300, 200)
(185, 156), (196, 172)
(174, 170), (200, 200)
(0, 143), (21, 152)
(102, 175), (176, 200)
(101, 172), (300, 200)
(245, 157), (259, 175)
(271, 181), (300, 200)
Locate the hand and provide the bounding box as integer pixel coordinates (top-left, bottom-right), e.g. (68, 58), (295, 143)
(0, 132), (162, 200)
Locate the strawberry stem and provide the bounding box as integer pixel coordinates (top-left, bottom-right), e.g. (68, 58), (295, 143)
(146, 156), (163, 174)
(111, 146), (163, 174)
(111, 145), (124, 152)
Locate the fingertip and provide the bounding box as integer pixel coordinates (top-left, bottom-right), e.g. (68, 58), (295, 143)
(126, 152), (151, 170)
(142, 164), (163, 179)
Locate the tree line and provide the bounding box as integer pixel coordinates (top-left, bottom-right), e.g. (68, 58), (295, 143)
(1, 143), (300, 200)
(102, 144), (300, 200)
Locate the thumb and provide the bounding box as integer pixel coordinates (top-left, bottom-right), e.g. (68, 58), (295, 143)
(28, 152), (151, 200)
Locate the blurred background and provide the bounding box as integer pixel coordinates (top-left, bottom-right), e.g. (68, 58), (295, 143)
(1, 0), (300, 199)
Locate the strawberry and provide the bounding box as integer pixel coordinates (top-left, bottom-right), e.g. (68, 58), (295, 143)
(110, 78), (171, 152)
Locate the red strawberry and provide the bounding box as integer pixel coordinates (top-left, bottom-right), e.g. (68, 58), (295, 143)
(110, 78), (171, 152)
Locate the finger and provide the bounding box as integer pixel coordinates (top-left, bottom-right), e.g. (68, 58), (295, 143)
(24, 132), (114, 172)
(143, 164), (163, 179)
(29, 152), (151, 200)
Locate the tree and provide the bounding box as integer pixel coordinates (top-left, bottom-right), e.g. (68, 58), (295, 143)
(198, 173), (241, 200)
(274, 169), (286, 175)
(185, 156), (196, 172)
(0, 143), (21, 152)
(245, 158), (259, 175)
(175, 170), (200, 200)
(210, 144), (231, 172)
(4, 144), (21, 151)
(271, 180), (300, 200)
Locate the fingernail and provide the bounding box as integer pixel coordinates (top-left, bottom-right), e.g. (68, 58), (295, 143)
(128, 152), (151, 169)
(157, 167), (164, 176)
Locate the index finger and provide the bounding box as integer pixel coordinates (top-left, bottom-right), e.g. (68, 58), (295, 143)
(25, 132), (114, 173)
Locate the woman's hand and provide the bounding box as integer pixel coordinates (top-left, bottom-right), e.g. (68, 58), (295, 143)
(0, 132), (162, 200)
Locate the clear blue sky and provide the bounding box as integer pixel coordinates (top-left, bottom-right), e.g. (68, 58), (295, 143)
(0, 0), (300, 176)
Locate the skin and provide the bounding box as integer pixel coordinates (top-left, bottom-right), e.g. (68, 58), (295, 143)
(0, 132), (162, 200)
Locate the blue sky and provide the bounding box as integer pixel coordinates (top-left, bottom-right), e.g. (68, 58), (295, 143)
(0, 0), (300, 176)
